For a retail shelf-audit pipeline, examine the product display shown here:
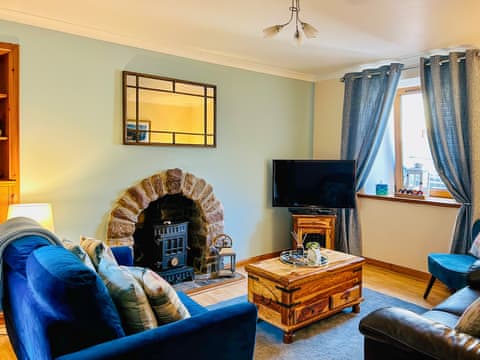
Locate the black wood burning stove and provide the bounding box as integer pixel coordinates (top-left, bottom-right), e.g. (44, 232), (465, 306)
(151, 221), (194, 284)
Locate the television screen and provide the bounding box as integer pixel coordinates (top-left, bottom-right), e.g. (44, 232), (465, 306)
(272, 160), (356, 209)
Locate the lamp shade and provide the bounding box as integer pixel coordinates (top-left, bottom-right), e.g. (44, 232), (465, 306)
(7, 203), (55, 232)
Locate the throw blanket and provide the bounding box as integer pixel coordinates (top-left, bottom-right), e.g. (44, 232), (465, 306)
(0, 217), (63, 302)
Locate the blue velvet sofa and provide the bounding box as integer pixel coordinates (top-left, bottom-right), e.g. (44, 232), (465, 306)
(2, 235), (257, 360)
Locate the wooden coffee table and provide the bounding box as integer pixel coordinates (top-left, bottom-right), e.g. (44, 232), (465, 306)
(245, 249), (364, 343)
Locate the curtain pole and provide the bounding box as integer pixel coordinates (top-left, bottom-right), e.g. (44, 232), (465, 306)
(339, 53), (480, 82)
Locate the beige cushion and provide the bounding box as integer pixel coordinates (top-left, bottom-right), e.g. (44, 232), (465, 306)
(80, 236), (118, 269)
(62, 238), (96, 271)
(455, 297), (480, 336)
(98, 259), (158, 334)
(126, 266), (191, 325)
(470, 233), (480, 258)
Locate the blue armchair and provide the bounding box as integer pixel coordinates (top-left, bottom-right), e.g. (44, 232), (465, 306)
(2, 235), (257, 360)
(423, 220), (480, 299)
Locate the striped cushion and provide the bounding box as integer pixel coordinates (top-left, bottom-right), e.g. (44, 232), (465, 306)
(125, 266), (191, 325)
(98, 260), (158, 334)
(456, 297), (480, 336)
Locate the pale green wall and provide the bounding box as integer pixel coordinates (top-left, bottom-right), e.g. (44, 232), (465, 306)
(0, 20), (314, 260)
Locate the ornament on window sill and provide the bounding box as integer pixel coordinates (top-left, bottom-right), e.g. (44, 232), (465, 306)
(395, 188), (425, 200)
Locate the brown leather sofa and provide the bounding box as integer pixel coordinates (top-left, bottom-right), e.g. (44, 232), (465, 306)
(359, 286), (480, 360)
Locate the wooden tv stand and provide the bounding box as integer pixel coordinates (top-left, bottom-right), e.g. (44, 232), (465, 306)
(292, 214), (336, 249)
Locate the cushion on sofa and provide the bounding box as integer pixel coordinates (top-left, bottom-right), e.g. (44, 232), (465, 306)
(470, 233), (480, 258)
(125, 266), (191, 325)
(98, 259), (158, 334)
(455, 296), (480, 336)
(26, 246), (125, 358)
(62, 238), (95, 271)
(80, 236), (118, 269)
(3, 235), (52, 277)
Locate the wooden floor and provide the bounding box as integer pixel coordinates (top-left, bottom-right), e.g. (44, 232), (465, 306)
(0, 263), (450, 359)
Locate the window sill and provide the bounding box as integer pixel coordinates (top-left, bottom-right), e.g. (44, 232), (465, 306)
(357, 193), (461, 208)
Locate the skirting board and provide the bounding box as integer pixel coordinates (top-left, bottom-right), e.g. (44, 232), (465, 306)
(236, 250), (283, 268)
(364, 257), (431, 281)
(237, 250), (430, 282)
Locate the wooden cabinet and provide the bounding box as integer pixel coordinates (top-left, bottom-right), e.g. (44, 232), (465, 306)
(0, 181), (16, 221)
(0, 43), (19, 222)
(292, 214), (336, 249)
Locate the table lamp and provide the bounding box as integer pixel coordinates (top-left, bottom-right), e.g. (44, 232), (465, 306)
(7, 203), (55, 232)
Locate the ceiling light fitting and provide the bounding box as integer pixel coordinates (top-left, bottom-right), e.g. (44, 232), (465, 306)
(263, 0), (318, 44)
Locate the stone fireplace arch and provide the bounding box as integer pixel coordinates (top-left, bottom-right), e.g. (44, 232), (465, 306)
(106, 169), (225, 260)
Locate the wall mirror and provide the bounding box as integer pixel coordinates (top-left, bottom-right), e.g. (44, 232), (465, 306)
(123, 71), (216, 147)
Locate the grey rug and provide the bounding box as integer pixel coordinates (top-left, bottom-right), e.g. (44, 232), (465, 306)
(208, 288), (427, 360)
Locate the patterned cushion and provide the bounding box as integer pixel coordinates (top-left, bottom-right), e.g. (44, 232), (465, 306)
(455, 297), (480, 336)
(98, 259), (158, 334)
(80, 236), (118, 269)
(62, 238), (96, 271)
(470, 233), (480, 258)
(126, 266), (191, 325)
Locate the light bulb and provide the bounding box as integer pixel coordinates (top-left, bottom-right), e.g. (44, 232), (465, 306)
(294, 29), (302, 46)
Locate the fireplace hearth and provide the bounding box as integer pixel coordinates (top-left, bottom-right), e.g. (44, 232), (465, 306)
(106, 169), (225, 278)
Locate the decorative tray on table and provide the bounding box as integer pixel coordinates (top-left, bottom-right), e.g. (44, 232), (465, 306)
(280, 249), (329, 267)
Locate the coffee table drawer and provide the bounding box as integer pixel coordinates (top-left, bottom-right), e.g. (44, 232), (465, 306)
(295, 297), (329, 323)
(330, 285), (360, 309)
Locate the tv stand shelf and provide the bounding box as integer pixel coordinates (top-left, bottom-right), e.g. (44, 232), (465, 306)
(292, 214), (336, 250)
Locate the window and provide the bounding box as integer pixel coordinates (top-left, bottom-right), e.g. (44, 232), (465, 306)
(365, 82), (451, 199)
(394, 86), (451, 198)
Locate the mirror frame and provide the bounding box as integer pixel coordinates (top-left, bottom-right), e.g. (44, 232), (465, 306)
(122, 71), (217, 147)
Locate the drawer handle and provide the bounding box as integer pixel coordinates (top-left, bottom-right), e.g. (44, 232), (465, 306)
(341, 290), (351, 301)
(258, 295), (272, 306)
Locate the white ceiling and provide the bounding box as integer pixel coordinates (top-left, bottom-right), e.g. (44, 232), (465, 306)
(1, 0), (479, 81)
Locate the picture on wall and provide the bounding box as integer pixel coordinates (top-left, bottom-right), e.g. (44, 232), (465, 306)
(126, 120), (150, 143)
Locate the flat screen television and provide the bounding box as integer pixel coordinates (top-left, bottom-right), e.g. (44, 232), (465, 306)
(272, 160), (356, 210)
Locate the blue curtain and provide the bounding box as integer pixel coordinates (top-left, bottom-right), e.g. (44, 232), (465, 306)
(421, 50), (479, 254)
(338, 63), (403, 255)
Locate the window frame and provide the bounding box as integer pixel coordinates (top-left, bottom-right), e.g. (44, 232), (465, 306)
(393, 86), (452, 199)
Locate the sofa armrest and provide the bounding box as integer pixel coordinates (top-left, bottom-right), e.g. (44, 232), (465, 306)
(359, 307), (480, 360)
(110, 246), (133, 266)
(55, 302), (257, 360)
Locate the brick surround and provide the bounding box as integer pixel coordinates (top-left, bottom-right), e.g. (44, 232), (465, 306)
(106, 168), (224, 270)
